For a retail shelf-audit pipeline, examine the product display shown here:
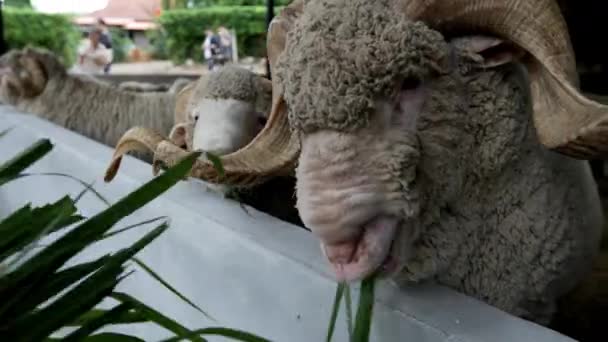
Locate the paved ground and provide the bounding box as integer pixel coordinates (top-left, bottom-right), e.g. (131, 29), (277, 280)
(109, 59), (267, 75)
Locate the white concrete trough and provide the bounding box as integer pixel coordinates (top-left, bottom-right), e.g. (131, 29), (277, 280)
(0, 105), (576, 342)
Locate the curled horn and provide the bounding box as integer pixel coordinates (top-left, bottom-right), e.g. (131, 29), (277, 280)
(401, 0), (608, 158)
(104, 127), (167, 182)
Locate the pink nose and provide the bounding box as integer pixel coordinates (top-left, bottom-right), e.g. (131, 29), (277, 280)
(323, 240), (357, 264)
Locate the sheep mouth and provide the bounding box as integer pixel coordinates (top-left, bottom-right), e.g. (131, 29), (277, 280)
(321, 216), (400, 283)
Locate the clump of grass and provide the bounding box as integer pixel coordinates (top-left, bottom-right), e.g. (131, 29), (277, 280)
(0, 136), (270, 341)
(326, 275), (377, 342)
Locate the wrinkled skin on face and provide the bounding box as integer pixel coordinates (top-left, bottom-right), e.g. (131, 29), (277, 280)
(296, 101), (423, 281)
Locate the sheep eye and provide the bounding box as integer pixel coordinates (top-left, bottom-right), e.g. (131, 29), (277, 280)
(194, 115), (199, 122)
(400, 77), (421, 91)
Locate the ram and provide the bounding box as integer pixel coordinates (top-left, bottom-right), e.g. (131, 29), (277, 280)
(0, 47), (180, 149)
(106, 0), (608, 326)
(0, 48), (267, 160)
(107, 65), (301, 226)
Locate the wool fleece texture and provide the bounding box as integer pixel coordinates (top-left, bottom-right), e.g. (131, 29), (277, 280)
(274, 0), (603, 324)
(0, 48), (176, 149)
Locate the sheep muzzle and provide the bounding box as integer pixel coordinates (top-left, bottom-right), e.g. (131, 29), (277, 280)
(322, 216), (401, 282)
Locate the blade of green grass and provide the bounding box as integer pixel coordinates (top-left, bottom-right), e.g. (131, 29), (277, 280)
(0, 152), (199, 299)
(344, 284), (353, 340)
(0, 197), (72, 236)
(0, 220), (167, 341)
(1, 223), (167, 324)
(352, 276), (376, 342)
(0, 139), (53, 186)
(204, 152), (224, 177)
(0, 265), (126, 341)
(0, 255), (111, 320)
(159, 327), (272, 342)
(82, 332), (146, 341)
(36, 217), (170, 248)
(100, 216), (169, 241)
(132, 256), (214, 321)
(326, 282), (345, 342)
(6, 188), (87, 272)
(0, 203), (33, 234)
(67, 308), (148, 327)
(63, 303), (134, 342)
(111, 292), (206, 342)
(0, 196), (80, 265)
(0, 200), (82, 241)
(4, 178), (95, 272)
(20, 172), (112, 207)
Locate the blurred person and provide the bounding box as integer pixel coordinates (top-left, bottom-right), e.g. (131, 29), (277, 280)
(202, 28), (221, 71)
(97, 18), (113, 73)
(76, 28), (113, 75)
(217, 26), (233, 63)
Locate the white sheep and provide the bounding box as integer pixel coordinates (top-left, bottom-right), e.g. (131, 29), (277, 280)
(0, 47), (178, 149)
(107, 0), (608, 326)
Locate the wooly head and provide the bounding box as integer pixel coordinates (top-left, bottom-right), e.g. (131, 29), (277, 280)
(272, 0), (534, 282)
(0, 47), (66, 104)
(168, 66), (270, 156)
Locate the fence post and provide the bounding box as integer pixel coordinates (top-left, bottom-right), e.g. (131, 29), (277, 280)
(231, 28), (238, 63)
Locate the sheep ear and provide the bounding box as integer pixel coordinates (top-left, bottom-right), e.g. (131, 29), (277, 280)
(452, 35), (525, 68)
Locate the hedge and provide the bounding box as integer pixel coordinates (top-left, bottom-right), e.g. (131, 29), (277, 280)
(157, 5), (283, 63)
(3, 7), (80, 66)
(4, 0), (31, 8)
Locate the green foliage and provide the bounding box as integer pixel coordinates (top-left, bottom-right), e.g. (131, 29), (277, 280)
(326, 277), (377, 342)
(162, 0), (189, 9)
(4, 0), (31, 8)
(158, 5), (283, 62)
(2, 7), (80, 66)
(0, 135), (270, 341)
(147, 28), (170, 60)
(108, 28), (134, 63)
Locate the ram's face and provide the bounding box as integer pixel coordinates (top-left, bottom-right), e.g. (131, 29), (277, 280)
(277, 0), (529, 282)
(284, 19), (455, 282)
(0, 48), (57, 103)
(295, 112), (423, 282)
